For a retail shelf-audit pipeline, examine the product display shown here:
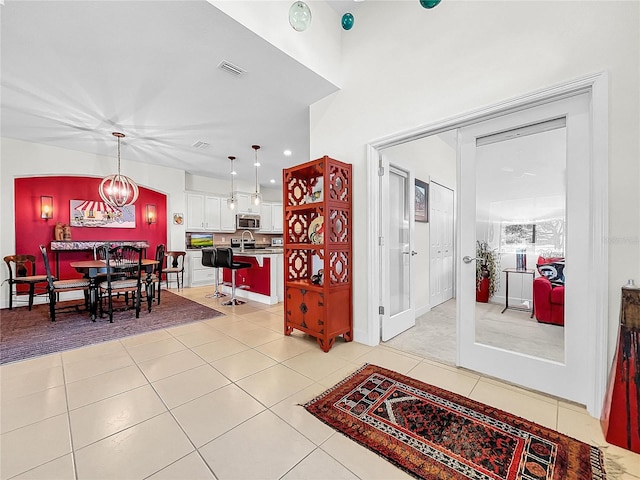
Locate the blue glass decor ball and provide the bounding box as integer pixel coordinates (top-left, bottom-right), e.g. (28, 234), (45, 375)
(289, 1), (312, 32)
(341, 12), (354, 31)
(420, 0), (441, 8)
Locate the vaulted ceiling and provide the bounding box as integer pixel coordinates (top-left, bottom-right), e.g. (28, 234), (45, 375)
(1, 1), (340, 186)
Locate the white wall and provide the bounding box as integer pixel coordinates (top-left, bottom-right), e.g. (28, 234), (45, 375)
(186, 173), (282, 202)
(0, 138), (187, 308)
(209, 0), (343, 87)
(309, 1), (640, 364)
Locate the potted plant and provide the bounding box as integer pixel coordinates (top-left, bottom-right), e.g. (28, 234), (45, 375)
(476, 241), (500, 302)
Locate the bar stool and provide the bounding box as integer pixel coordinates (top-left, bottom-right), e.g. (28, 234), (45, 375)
(201, 248), (226, 298)
(216, 247), (251, 306)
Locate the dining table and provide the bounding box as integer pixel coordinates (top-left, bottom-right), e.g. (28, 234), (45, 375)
(70, 259), (158, 321)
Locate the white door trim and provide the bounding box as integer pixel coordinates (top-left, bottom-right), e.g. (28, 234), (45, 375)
(366, 71), (608, 416)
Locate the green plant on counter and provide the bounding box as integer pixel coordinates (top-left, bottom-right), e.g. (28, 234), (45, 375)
(476, 241), (500, 298)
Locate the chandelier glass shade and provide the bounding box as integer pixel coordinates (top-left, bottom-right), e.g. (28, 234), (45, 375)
(251, 144), (262, 206)
(99, 132), (139, 208)
(227, 156), (237, 210)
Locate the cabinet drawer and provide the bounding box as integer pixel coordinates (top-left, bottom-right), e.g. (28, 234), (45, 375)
(192, 269), (216, 283)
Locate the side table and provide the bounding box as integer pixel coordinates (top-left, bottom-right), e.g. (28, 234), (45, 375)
(501, 268), (535, 317)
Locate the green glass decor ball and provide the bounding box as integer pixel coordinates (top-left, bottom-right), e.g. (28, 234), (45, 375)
(341, 12), (354, 30)
(289, 1), (312, 32)
(420, 0), (441, 8)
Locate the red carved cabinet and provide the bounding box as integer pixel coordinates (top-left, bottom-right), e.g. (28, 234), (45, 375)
(283, 156), (352, 352)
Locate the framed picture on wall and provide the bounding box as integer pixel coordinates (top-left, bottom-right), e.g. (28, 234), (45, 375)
(415, 178), (428, 223)
(69, 199), (136, 228)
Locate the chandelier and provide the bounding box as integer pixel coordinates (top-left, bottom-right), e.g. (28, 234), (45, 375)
(99, 132), (139, 208)
(251, 145), (262, 206)
(227, 156), (237, 210)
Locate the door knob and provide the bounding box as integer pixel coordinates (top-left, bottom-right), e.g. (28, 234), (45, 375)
(462, 256), (477, 264)
(411, 251), (418, 256)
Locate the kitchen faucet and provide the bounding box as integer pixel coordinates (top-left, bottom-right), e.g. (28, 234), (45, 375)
(240, 230), (254, 252)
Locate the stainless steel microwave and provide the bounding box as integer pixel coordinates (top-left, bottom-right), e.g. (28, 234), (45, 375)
(236, 214), (261, 230)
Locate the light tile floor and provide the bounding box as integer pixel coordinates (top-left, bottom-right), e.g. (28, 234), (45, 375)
(1, 286), (638, 479)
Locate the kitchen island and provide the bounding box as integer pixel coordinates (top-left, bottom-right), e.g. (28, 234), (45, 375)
(187, 248), (283, 305)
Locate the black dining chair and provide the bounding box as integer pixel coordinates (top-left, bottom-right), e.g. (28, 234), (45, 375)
(3, 254), (48, 310)
(202, 248), (226, 298)
(215, 247), (251, 306)
(148, 244), (165, 305)
(97, 245), (144, 322)
(39, 245), (91, 321)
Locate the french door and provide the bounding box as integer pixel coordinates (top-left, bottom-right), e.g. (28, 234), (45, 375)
(458, 93), (591, 403)
(381, 162), (416, 341)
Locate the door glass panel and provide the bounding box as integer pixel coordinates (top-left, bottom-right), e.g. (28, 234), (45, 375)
(475, 122), (566, 362)
(389, 169), (410, 316)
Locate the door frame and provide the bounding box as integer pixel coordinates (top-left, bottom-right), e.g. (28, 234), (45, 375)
(366, 72), (608, 416)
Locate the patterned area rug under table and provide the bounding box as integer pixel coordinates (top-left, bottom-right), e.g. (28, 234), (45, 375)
(305, 364), (606, 480)
(0, 291), (223, 365)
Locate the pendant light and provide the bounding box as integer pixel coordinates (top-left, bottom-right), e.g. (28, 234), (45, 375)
(99, 132), (139, 207)
(250, 145), (262, 206)
(227, 156), (237, 210)
(289, 1), (312, 32)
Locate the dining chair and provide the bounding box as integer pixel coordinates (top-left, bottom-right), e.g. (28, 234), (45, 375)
(97, 245), (144, 323)
(39, 245), (91, 321)
(3, 254), (48, 310)
(164, 251), (185, 289)
(148, 244), (165, 305)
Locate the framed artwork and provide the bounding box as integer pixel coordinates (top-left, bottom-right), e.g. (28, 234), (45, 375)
(414, 178), (429, 223)
(173, 213), (184, 225)
(69, 200), (135, 228)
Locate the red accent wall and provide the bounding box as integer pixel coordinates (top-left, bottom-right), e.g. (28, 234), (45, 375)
(14, 176), (167, 279)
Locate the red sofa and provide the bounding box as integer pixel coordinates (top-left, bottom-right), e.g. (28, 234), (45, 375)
(533, 257), (565, 326)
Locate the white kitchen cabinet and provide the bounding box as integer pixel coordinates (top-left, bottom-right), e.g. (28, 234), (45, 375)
(220, 199), (236, 232)
(187, 250), (216, 287)
(259, 202), (283, 233)
(186, 194), (206, 230)
(186, 192), (235, 232)
(271, 202), (283, 233)
(204, 196), (221, 231)
(236, 193), (260, 214)
(259, 202), (273, 233)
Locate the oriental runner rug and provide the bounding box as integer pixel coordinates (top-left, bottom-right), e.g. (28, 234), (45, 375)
(0, 291), (223, 365)
(305, 364), (607, 480)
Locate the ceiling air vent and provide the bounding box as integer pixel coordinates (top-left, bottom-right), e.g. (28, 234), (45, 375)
(192, 141), (210, 150)
(217, 60), (246, 77)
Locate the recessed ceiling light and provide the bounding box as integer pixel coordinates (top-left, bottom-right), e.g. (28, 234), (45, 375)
(283, 149), (292, 156)
(270, 179), (276, 183)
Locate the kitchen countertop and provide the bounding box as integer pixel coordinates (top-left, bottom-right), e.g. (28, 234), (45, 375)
(232, 248), (283, 255)
(186, 248), (283, 255)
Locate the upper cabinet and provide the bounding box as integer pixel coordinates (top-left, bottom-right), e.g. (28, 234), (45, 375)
(259, 202), (283, 233)
(186, 193), (235, 232)
(186, 194), (206, 230)
(219, 199), (236, 231)
(236, 193), (260, 214)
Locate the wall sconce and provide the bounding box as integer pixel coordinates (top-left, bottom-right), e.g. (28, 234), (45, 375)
(40, 196), (53, 220)
(146, 204), (157, 225)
